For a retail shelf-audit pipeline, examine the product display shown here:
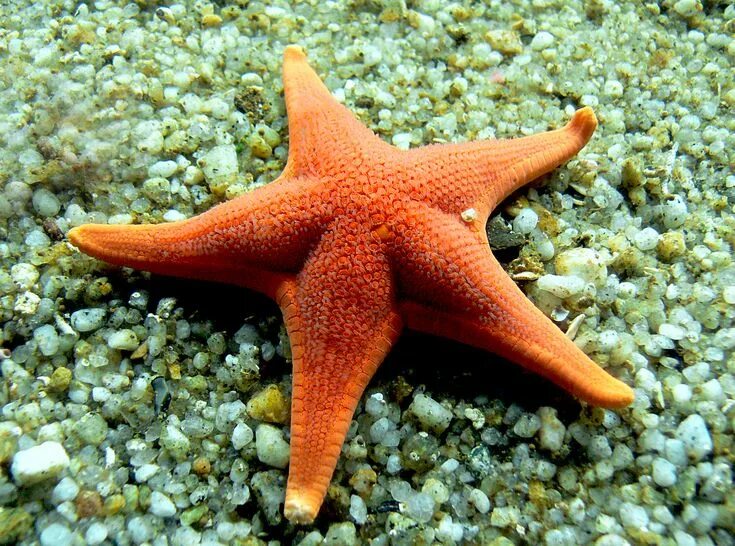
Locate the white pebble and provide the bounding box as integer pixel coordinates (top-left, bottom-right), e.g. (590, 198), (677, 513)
(40, 523), (72, 546)
(440, 458), (459, 473)
(673, 0), (702, 17)
(148, 160), (178, 178)
(672, 383), (692, 403)
(34, 324), (59, 356)
(135, 463), (159, 482)
(198, 145), (239, 188)
(11, 263), (39, 290)
(652, 457), (677, 487)
(255, 424), (290, 468)
(70, 308), (107, 332)
(537, 274), (586, 298)
(365, 393), (387, 418)
(408, 394), (453, 433)
(634, 227), (660, 251)
(405, 492), (435, 523)
(512, 208), (538, 234)
(555, 248), (607, 286)
(52, 477), (80, 504)
(11, 441), (70, 486)
(349, 494), (367, 524)
(232, 423), (254, 449)
(658, 323), (685, 340)
(32, 188), (61, 217)
(618, 502), (649, 530)
(163, 209), (187, 222)
(437, 515), (464, 542)
(469, 488), (491, 514)
(85, 522), (109, 545)
(675, 414), (712, 461)
(538, 407), (566, 452)
(603, 79), (624, 98)
(662, 196), (688, 228)
(107, 329), (139, 350)
(531, 31), (555, 50)
(392, 133), (412, 150)
(149, 490), (177, 517)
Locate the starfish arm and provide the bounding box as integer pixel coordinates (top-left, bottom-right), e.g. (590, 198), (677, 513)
(276, 220), (402, 524)
(67, 177), (329, 298)
(402, 107), (597, 217)
(281, 45), (391, 180)
(393, 202), (633, 408)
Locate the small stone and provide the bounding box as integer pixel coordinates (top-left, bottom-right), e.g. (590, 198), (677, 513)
(422, 478), (449, 504)
(324, 522), (357, 545)
(148, 160), (178, 178)
(192, 457), (211, 476)
(512, 208), (538, 234)
(107, 329), (140, 351)
(537, 274), (586, 298)
(33, 324), (59, 356)
(52, 477), (80, 504)
(296, 531), (325, 546)
(555, 248), (608, 286)
(349, 494), (367, 524)
(76, 490), (103, 518)
(490, 506), (520, 527)
(652, 457), (677, 487)
(198, 144), (239, 195)
(618, 502), (649, 530)
(255, 424), (290, 468)
(201, 13), (222, 27)
(74, 413), (108, 446)
(634, 227), (660, 251)
(407, 393), (453, 433)
(160, 423), (190, 460)
(485, 29), (523, 55)
(405, 492), (435, 523)
(349, 467), (377, 495)
(85, 522), (108, 545)
(11, 263), (39, 289)
(246, 384), (290, 424)
(40, 523), (72, 546)
(538, 407), (566, 452)
(469, 488), (491, 514)
(232, 423), (254, 449)
(149, 491), (176, 518)
(134, 464), (159, 482)
(530, 31), (555, 50)
(32, 188), (61, 217)
(461, 208), (478, 223)
(0, 507), (33, 544)
(70, 308), (106, 332)
(673, 0), (702, 17)
(657, 231), (686, 262)
(675, 414), (712, 461)
(48, 367), (72, 392)
(11, 441), (70, 486)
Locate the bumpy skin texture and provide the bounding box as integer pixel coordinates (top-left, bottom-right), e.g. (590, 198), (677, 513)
(69, 45), (634, 524)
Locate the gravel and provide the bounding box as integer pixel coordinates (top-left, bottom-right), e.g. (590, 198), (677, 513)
(0, 0), (733, 544)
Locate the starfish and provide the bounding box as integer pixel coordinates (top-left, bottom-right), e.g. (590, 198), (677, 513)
(69, 45), (634, 524)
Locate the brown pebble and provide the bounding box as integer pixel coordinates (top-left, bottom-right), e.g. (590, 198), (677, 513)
(76, 490), (103, 518)
(192, 457), (211, 476)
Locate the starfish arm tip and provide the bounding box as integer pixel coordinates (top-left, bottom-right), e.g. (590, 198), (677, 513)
(568, 107), (598, 142)
(284, 496), (318, 525)
(67, 226), (82, 247)
(284, 44), (306, 61)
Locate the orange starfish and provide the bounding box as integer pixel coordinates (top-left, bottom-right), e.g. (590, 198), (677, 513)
(69, 45), (634, 524)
